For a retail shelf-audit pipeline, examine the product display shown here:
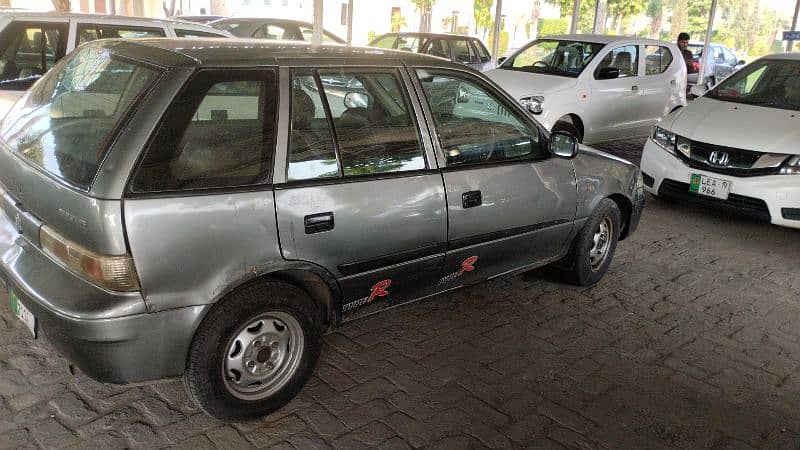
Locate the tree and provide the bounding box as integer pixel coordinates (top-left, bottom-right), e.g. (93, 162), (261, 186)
(646, 0), (662, 38)
(607, 0), (646, 34)
(667, 0), (688, 40)
(474, 0), (494, 40)
(392, 12), (407, 32)
(528, 0), (541, 38)
(550, 0), (595, 34)
(411, 0), (436, 33)
(51, 0), (70, 12)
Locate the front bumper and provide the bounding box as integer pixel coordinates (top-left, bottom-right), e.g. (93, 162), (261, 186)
(641, 138), (800, 229)
(0, 210), (208, 383)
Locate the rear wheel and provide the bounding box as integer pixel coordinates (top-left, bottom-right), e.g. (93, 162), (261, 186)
(184, 280), (322, 422)
(557, 198), (621, 286)
(552, 120), (582, 143)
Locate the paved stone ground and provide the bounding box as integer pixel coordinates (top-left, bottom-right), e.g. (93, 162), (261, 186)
(2, 139), (800, 449)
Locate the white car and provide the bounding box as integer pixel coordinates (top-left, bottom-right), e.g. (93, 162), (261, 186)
(641, 53), (800, 229)
(486, 34), (686, 144)
(0, 11), (231, 116)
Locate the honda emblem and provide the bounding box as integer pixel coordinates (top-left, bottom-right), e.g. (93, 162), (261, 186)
(708, 151), (730, 167)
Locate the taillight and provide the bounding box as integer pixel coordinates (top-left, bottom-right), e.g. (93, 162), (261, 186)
(39, 226), (140, 292)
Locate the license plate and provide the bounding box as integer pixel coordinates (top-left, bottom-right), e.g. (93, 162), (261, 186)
(689, 174), (731, 200)
(9, 289), (36, 338)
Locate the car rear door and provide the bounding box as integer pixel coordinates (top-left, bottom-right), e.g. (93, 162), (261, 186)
(274, 66), (446, 320)
(639, 44), (681, 128)
(413, 67), (576, 290)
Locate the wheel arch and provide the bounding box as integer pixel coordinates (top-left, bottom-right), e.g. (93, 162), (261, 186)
(606, 193), (634, 240)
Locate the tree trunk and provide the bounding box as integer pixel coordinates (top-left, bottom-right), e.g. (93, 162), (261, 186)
(529, 0), (540, 38)
(649, 8), (662, 38)
(593, 0), (607, 33)
(51, 0), (71, 12)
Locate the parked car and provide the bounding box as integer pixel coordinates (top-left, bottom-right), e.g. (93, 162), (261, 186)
(0, 11), (231, 116)
(687, 41), (745, 88)
(169, 15), (226, 24)
(369, 32), (493, 72)
(211, 17), (344, 43)
(485, 34), (687, 144)
(642, 53), (800, 229)
(0, 38), (644, 421)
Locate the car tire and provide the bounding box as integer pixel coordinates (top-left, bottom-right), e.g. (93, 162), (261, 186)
(552, 120), (582, 143)
(184, 280), (322, 422)
(558, 198), (621, 286)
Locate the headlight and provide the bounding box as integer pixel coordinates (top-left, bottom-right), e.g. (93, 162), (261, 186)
(675, 136), (692, 157)
(520, 96), (544, 114)
(780, 155), (800, 175)
(651, 126), (676, 153)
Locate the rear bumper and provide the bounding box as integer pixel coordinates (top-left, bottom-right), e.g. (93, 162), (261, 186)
(641, 138), (800, 229)
(0, 211), (208, 383)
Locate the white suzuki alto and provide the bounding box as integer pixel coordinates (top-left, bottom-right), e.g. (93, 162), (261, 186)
(486, 34), (686, 144)
(641, 53), (800, 229)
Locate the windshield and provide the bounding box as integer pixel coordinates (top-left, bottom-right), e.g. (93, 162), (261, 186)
(500, 39), (605, 77)
(0, 46), (161, 189)
(707, 59), (800, 111)
(212, 20), (248, 36)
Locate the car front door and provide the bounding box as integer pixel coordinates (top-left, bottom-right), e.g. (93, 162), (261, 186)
(588, 43), (647, 142)
(414, 68), (576, 290)
(274, 67), (446, 320)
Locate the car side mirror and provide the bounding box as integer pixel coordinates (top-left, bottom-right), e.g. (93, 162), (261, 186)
(549, 131), (578, 159)
(497, 56), (507, 66)
(736, 59), (746, 67)
(596, 67), (620, 80)
(690, 84), (708, 98)
(344, 92), (370, 109)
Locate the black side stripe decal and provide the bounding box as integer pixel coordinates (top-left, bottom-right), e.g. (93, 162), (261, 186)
(448, 219), (571, 251)
(338, 242), (447, 276)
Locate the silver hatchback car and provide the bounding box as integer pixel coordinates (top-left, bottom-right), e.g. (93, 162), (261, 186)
(0, 39), (644, 421)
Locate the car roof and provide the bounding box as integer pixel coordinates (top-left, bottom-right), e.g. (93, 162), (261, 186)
(537, 34), (673, 46)
(761, 52), (800, 61)
(91, 38), (458, 68)
(211, 17), (314, 26)
(375, 32), (481, 40)
(0, 10), (219, 28)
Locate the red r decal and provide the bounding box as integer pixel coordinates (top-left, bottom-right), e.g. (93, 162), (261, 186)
(458, 256), (478, 276)
(368, 279), (392, 303)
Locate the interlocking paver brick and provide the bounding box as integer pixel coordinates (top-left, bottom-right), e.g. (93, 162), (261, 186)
(0, 139), (799, 448)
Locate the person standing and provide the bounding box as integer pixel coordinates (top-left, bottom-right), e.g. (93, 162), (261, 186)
(677, 32), (698, 74)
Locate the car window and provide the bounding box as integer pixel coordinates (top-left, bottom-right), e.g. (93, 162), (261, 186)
(287, 69), (425, 180)
(453, 39), (477, 64)
(395, 35), (421, 52)
(416, 69), (543, 167)
(130, 70), (278, 192)
(473, 39), (491, 62)
(596, 45), (639, 78)
(0, 22), (67, 90)
(77, 24), (166, 45)
(371, 35), (397, 49)
(298, 26), (342, 44)
(421, 39), (450, 59)
(708, 59), (800, 111)
(1, 46), (161, 190)
(174, 29), (226, 38)
(253, 24), (294, 40)
(644, 45), (673, 75)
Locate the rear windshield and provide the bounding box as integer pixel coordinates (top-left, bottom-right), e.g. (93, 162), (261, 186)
(0, 46), (161, 190)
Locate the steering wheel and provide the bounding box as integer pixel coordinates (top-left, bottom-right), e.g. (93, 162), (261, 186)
(532, 60), (550, 69)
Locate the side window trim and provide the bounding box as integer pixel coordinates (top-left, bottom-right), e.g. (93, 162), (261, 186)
(312, 69), (345, 175)
(128, 68), (279, 195)
(411, 66), (546, 169)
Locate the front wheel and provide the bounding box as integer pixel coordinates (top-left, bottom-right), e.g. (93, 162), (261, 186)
(557, 198), (621, 286)
(184, 280), (322, 422)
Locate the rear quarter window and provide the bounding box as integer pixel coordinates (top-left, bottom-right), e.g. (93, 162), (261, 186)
(0, 46), (161, 190)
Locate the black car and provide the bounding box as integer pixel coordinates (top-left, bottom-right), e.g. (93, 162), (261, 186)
(369, 32), (493, 71)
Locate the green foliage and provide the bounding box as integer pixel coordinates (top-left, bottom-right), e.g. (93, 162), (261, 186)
(537, 18), (568, 36)
(474, 0), (495, 37)
(367, 31), (376, 43)
(550, 0), (595, 33)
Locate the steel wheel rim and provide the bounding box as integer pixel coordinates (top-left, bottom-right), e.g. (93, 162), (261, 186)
(222, 311), (304, 401)
(589, 216), (613, 272)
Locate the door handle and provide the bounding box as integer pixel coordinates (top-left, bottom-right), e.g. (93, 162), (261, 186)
(462, 190), (482, 208)
(304, 212), (334, 234)
(631, 85), (639, 91)
(670, 79), (677, 86)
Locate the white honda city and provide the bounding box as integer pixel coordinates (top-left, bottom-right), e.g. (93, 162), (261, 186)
(641, 53), (800, 229)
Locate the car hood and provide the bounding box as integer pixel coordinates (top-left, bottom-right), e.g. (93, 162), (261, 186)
(484, 68), (578, 99)
(666, 96), (800, 155)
